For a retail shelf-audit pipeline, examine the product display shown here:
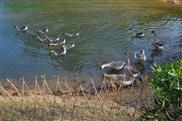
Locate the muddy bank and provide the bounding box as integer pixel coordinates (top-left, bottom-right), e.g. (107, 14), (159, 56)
(166, 0), (182, 4)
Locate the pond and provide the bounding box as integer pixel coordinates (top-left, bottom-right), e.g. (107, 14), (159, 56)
(1, 0), (182, 84)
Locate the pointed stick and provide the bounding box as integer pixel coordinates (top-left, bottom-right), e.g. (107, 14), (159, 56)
(56, 79), (65, 95)
(22, 80), (33, 96)
(110, 79), (117, 93)
(64, 77), (71, 95)
(43, 76), (52, 94)
(103, 78), (108, 96)
(91, 78), (100, 101)
(22, 77), (25, 97)
(80, 85), (91, 108)
(0, 85), (13, 100)
(35, 79), (42, 95)
(7, 79), (21, 97)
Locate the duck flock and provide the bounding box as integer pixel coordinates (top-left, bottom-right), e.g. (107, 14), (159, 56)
(15, 24), (164, 86)
(100, 30), (164, 86)
(15, 24), (79, 56)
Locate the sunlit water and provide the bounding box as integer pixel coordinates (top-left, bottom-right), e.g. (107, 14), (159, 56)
(1, 0), (182, 84)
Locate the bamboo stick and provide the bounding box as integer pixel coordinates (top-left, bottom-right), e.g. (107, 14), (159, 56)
(91, 79), (100, 101)
(80, 85), (91, 108)
(0, 85), (13, 100)
(7, 79), (21, 97)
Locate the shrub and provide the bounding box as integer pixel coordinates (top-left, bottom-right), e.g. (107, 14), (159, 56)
(140, 60), (182, 120)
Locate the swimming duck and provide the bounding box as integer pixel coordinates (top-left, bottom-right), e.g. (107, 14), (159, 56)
(133, 32), (144, 38)
(38, 26), (48, 35)
(134, 49), (147, 63)
(103, 73), (133, 86)
(50, 47), (67, 56)
(152, 41), (164, 50)
(150, 30), (164, 50)
(62, 44), (75, 50)
(15, 25), (28, 32)
(49, 39), (66, 46)
(151, 30), (157, 37)
(47, 36), (60, 43)
(63, 32), (80, 37)
(36, 35), (48, 42)
(100, 61), (126, 70)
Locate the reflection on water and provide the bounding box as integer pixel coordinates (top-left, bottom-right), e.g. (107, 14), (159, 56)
(1, 0), (182, 83)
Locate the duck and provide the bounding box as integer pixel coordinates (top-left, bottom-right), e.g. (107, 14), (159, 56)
(47, 36), (60, 43)
(38, 26), (48, 35)
(50, 47), (67, 56)
(63, 32), (80, 37)
(134, 49), (147, 63)
(152, 40), (164, 50)
(151, 30), (156, 37)
(62, 44), (75, 50)
(36, 35), (48, 42)
(49, 39), (66, 46)
(133, 32), (144, 38)
(150, 30), (164, 50)
(100, 61), (126, 70)
(15, 25), (28, 32)
(123, 65), (139, 78)
(123, 53), (140, 77)
(103, 73), (133, 86)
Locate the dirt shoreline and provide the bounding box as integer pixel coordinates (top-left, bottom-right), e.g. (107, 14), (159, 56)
(165, 0), (182, 4)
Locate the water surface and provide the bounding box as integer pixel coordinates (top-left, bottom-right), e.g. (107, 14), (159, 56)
(1, 0), (182, 83)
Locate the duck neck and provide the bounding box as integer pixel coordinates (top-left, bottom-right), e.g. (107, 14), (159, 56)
(127, 57), (131, 67)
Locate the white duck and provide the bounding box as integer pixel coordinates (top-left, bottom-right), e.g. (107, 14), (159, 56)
(62, 44), (75, 50)
(132, 32), (144, 38)
(49, 39), (66, 46)
(38, 26), (48, 35)
(63, 32), (80, 37)
(15, 25), (28, 32)
(36, 35), (48, 42)
(134, 49), (147, 63)
(50, 47), (67, 56)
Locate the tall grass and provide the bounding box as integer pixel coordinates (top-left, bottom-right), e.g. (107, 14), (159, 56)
(140, 60), (182, 120)
(0, 76), (152, 121)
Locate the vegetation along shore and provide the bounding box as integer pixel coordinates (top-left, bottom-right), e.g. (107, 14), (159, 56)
(0, 58), (181, 120)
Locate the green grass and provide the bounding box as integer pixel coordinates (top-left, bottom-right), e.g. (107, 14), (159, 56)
(140, 60), (182, 120)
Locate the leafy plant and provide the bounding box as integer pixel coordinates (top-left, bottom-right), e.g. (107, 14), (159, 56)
(140, 60), (182, 121)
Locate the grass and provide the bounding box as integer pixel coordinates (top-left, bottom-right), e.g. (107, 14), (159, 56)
(0, 77), (152, 121)
(0, 60), (181, 120)
(140, 60), (182, 121)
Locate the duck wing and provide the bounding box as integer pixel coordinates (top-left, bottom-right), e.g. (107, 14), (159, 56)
(109, 61), (126, 70)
